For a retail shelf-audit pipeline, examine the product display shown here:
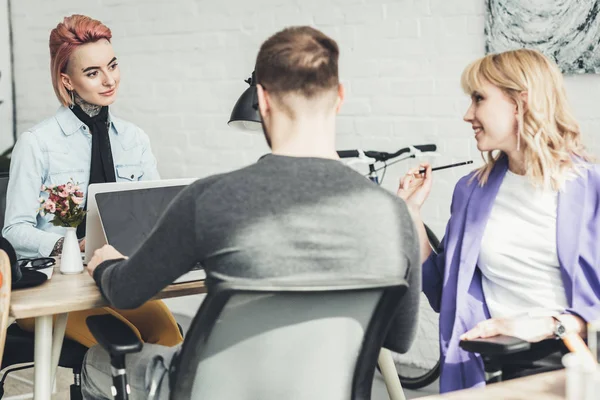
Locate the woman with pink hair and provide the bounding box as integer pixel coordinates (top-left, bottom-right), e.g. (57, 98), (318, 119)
(4, 15), (182, 348)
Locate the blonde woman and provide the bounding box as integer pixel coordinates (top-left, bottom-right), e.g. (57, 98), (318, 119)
(398, 49), (600, 392)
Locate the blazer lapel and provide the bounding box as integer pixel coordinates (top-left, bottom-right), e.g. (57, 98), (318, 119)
(455, 157), (508, 307)
(556, 170), (586, 305)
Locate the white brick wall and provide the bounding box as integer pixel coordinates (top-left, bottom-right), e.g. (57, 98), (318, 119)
(0, 0), (13, 152)
(9, 0), (600, 315)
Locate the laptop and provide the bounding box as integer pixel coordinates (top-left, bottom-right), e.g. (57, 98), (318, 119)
(94, 185), (206, 283)
(85, 179), (196, 263)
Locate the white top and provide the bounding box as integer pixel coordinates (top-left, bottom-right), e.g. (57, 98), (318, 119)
(477, 170), (568, 318)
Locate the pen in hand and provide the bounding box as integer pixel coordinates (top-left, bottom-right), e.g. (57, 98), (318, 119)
(419, 160), (473, 174)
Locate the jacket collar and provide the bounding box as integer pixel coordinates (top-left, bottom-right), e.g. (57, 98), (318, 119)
(55, 106), (122, 136)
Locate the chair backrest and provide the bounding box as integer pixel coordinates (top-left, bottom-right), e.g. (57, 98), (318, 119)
(169, 278), (408, 400)
(0, 175), (8, 230)
(0, 175), (9, 232)
(0, 249), (12, 365)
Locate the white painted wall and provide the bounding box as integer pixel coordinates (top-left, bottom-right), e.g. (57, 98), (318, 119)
(0, 0), (14, 153)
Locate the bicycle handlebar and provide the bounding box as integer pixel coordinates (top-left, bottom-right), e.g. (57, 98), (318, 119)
(337, 150), (360, 158)
(337, 144), (437, 162)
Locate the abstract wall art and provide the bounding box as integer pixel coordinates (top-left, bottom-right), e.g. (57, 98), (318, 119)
(485, 0), (600, 74)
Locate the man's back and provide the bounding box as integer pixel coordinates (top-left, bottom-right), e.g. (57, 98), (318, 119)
(93, 155), (420, 346)
(195, 155), (418, 284)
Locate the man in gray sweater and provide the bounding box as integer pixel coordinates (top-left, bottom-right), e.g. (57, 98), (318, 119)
(82, 26), (421, 399)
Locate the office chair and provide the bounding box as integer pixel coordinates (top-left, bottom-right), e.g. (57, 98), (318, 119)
(87, 277), (409, 400)
(0, 175), (87, 400)
(0, 175), (8, 229)
(1, 325), (88, 399)
(0, 250), (11, 366)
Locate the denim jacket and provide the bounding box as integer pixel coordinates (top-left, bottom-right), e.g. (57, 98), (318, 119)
(3, 106), (160, 258)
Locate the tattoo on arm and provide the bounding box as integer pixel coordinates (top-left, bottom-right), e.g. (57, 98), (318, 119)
(50, 238), (64, 256)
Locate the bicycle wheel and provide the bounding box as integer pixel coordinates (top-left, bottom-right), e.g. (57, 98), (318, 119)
(392, 224), (441, 389)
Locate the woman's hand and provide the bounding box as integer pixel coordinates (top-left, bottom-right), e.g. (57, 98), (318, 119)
(460, 316), (555, 343)
(397, 163), (433, 211)
(79, 238), (86, 252)
(87, 244), (127, 277)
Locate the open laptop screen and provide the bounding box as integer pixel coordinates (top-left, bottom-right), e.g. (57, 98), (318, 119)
(95, 185), (187, 256)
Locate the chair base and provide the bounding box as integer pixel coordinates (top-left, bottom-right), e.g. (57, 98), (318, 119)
(70, 383), (83, 400)
(2, 324), (87, 400)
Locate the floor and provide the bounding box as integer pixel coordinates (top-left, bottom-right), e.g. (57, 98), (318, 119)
(2, 366), (73, 400)
(1, 366), (439, 399)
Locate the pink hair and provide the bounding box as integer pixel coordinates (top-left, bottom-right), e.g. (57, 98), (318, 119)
(49, 15), (112, 107)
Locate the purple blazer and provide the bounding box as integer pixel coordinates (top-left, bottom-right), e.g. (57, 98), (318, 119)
(424, 155), (600, 392)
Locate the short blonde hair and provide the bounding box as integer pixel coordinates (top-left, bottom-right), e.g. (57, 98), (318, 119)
(461, 48), (592, 190)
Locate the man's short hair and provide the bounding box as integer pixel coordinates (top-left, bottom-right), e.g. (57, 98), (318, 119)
(255, 26), (339, 99)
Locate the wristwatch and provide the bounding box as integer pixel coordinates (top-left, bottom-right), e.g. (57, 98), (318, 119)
(552, 316), (567, 339)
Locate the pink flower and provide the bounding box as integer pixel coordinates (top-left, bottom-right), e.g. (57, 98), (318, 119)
(72, 195), (84, 205)
(44, 200), (56, 213)
(65, 182), (76, 194)
(37, 179), (87, 227)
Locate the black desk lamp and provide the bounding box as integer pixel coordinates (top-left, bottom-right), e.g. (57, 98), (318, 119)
(228, 71), (262, 131)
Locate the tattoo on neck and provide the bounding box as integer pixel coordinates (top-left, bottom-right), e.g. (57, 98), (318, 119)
(74, 92), (102, 117)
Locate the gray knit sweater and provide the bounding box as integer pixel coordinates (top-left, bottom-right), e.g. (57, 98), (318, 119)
(94, 154), (421, 352)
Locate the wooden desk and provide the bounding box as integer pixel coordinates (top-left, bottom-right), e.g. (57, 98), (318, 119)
(9, 265), (206, 400)
(10, 266), (205, 319)
(420, 370), (565, 400)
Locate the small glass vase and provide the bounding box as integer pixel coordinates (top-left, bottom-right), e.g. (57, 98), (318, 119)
(60, 227), (83, 274)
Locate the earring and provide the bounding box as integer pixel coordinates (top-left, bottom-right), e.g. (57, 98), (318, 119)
(516, 104), (523, 152)
(69, 90), (75, 109)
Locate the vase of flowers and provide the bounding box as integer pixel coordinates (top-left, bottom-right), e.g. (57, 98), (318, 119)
(39, 180), (86, 274)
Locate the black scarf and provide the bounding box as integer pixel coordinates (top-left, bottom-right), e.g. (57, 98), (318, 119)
(70, 105), (116, 238)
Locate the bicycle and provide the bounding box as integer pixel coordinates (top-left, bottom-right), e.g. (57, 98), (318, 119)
(337, 143), (441, 390)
